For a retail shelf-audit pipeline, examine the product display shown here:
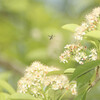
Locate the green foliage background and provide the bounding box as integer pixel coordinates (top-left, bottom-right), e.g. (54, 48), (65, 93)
(0, 0), (100, 100)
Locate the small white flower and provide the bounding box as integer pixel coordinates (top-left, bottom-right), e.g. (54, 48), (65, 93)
(75, 35), (83, 40)
(82, 32), (86, 35)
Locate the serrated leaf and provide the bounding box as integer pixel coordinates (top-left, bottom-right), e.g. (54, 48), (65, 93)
(0, 92), (10, 100)
(64, 68), (75, 74)
(86, 30), (100, 40)
(62, 24), (79, 32)
(0, 80), (15, 94)
(46, 70), (64, 76)
(70, 60), (100, 81)
(82, 91), (87, 100)
(9, 93), (38, 100)
(77, 83), (88, 95)
(77, 70), (94, 89)
(74, 90), (87, 100)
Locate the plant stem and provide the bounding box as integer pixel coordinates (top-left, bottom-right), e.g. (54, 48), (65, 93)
(96, 66), (99, 78)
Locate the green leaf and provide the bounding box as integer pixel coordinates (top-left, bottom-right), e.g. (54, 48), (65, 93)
(74, 90), (87, 100)
(0, 80), (15, 94)
(82, 91), (87, 100)
(64, 68), (75, 74)
(48, 89), (64, 100)
(46, 70), (64, 76)
(62, 24), (79, 32)
(84, 36), (99, 49)
(0, 92), (10, 100)
(77, 83), (88, 95)
(85, 30), (100, 40)
(9, 93), (38, 100)
(77, 70), (94, 89)
(70, 60), (100, 81)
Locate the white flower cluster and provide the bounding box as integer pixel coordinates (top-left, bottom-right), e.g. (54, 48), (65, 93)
(59, 44), (97, 64)
(17, 62), (77, 98)
(60, 7), (99, 64)
(75, 7), (100, 41)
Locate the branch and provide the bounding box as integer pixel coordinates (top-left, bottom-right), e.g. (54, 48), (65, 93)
(88, 75), (100, 91)
(0, 58), (25, 75)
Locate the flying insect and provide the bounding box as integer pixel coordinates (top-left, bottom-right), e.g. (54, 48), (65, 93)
(48, 35), (55, 40)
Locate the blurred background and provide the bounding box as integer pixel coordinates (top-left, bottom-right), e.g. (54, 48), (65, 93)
(0, 0), (100, 100)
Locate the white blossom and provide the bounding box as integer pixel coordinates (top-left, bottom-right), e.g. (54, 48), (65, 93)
(17, 62), (77, 98)
(60, 44), (97, 64)
(74, 7), (100, 41)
